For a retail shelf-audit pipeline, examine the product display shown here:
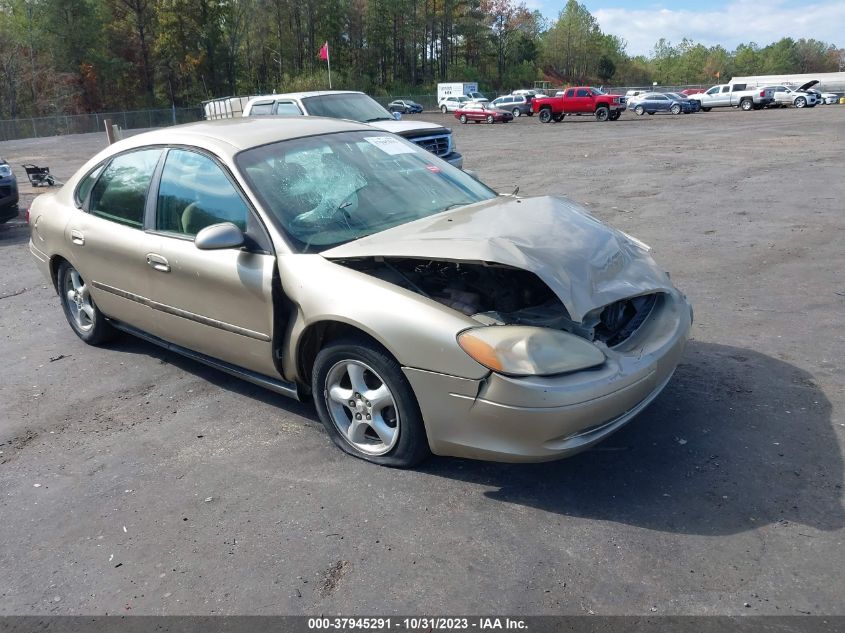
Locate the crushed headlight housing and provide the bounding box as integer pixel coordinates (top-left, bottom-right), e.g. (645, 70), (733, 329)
(457, 325), (605, 376)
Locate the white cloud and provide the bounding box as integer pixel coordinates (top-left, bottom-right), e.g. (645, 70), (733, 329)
(592, 0), (845, 56)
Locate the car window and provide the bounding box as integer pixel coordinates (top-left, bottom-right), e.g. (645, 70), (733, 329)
(89, 149), (162, 228)
(707, 87), (719, 95)
(722, 86), (731, 93)
(301, 93), (394, 123)
(566, 89), (575, 97)
(576, 89), (589, 97)
(156, 149), (249, 237)
(274, 101), (302, 115)
(237, 131), (496, 252)
(75, 164), (105, 207)
(250, 102), (274, 115)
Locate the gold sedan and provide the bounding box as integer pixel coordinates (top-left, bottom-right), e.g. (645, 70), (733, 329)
(29, 117), (692, 467)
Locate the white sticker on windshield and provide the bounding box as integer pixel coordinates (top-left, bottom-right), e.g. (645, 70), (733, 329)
(363, 136), (417, 155)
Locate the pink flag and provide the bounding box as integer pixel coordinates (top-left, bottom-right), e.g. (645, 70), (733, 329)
(319, 42), (329, 61)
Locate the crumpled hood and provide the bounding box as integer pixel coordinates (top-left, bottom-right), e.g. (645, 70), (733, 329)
(322, 195), (675, 321)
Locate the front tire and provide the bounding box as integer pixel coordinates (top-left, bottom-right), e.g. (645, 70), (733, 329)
(57, 261), (116, 345)
(312, 337), (430, 468)
(670, 104), (682, 115)
(595, 107), (609, 122)
(539, 107), (553, 123)
(635, 105), (645, 116)
(794, 97), (806, 108)
(441, 105), (448, 114)
(486, 114), (494, 124)
(459, 114), (467, 123)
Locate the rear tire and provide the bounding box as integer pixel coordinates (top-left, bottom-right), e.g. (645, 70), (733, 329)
(57, 261), (116, 345)
(486, 114), (494, 124)
(512, 108), (521, 117)
(609, 110), (621, 121)
(312, 337), (431, 468)
(701, 106), (711, 112)
(740, 99), (753, 111)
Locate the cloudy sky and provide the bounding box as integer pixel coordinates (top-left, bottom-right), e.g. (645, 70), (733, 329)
(532, 0), (845, 56)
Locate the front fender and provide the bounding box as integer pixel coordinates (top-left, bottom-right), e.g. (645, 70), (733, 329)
(277, 254), (490, 382)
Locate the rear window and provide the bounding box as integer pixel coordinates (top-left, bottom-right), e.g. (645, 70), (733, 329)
(250, 102), (274, 115)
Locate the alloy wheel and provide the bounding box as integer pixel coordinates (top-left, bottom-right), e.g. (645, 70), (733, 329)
(324, 360), (400, 456)
(63, 267), (94, 332)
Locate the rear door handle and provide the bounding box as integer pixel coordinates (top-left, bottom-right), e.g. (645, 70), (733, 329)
(70, 230), (84, 245)
(146, 253), (170, 273)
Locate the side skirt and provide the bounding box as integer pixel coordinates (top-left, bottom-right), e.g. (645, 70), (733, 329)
(109, 319), (300, 401)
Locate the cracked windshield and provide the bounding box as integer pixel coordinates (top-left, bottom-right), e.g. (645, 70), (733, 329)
(237, 131), (496, 252)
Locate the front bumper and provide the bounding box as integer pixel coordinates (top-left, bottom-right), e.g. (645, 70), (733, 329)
(404, 290), (692, 462)
(444, 152), (463, 169)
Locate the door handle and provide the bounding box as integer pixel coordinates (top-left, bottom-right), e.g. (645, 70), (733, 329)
(70, 230), (85, 245)
(146, 253), (170, 273)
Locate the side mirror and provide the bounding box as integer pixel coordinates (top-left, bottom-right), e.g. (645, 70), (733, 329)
(195, 222), (245, 250)
(393, 111), (402, 121)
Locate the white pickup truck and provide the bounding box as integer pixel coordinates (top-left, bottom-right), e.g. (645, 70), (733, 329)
(696, 84), (774, 111)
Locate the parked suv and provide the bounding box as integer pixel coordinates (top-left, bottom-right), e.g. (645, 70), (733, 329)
(439, 96), (469, 113)
(243, 91), (462, 168)
(490, 94), (533, 117)
(0, 158), (19, 223)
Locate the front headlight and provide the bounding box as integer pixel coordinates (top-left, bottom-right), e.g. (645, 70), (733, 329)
(0, 164), (12, 178)
(457, 326), (605, 376)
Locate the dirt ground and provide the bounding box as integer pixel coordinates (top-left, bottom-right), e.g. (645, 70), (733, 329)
(0, 106), (843, 615)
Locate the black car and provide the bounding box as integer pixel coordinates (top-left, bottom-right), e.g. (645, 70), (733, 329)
(387, 99), (424, 114)
(0, 158), (19, 223)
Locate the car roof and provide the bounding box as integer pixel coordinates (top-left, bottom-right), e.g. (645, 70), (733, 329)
(246, 90), (362, 105)
(106, 117), (373, 157)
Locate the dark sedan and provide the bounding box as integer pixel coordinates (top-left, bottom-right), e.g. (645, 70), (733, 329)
(665, 92), (701, 112)
(387, 99), (424, 114)
(0, 158), (19, 223)
(631, 93), (695, 115)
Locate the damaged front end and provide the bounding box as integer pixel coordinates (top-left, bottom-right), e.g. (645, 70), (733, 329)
(334, 257), (661, 350)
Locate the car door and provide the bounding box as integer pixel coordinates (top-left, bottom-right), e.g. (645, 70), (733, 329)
(143, 148), (280, 378)
(653, 94), (669, 112)
(573, 88), (592, 113)
(66, 148), (165, 333)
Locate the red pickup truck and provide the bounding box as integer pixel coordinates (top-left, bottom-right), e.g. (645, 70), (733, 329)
(533, 87), (626, 122)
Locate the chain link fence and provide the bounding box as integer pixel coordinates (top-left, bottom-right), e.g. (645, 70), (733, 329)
(0, 107), (204, 142)
(1, 86), (719, 141)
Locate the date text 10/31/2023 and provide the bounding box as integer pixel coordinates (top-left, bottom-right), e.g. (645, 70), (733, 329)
(307, 617), (528, 630)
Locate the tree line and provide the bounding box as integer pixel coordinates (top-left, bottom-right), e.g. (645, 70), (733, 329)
(0, 0), (842, 118)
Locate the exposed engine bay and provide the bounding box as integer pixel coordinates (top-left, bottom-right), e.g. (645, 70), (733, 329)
(336, 257), (659, 347)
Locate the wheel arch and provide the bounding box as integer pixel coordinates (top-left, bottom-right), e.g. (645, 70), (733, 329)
(295, 319), (397, 395)
(49, 254), (71, 293)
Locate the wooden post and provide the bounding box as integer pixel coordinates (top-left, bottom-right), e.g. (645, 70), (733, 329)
(104, 118), (115, 144)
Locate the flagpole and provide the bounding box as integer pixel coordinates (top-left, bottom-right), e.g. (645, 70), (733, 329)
(327, 44), (332, 89)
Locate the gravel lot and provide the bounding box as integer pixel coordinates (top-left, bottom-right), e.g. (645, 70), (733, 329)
(1, 107), (843, 615)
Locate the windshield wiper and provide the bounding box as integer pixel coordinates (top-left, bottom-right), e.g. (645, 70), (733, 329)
(364, 117), (393, 122)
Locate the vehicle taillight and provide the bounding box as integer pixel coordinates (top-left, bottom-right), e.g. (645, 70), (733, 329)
(760, 90), (765, 97)
(24, 207), (30, 224)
